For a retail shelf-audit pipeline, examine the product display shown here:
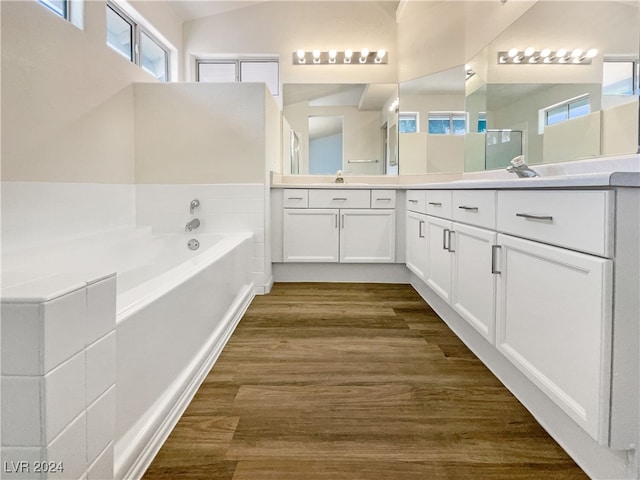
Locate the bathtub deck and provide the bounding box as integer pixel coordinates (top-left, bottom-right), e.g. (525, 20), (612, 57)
(143, 283), (587, 480)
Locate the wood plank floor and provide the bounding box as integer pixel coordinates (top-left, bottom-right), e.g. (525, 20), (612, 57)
(143, 283), (587, 479)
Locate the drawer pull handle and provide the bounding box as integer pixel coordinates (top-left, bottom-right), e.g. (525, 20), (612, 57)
(377, 198), (392, 201)
(428, 202), (442, 207)
(458, 205), (479, 212)
(408, 199), (418, 203)
(516, 213), (553, 221)
(419, 220), (425, 238)
(491, 245), (501, 275)
(333, 197), (347, 201)
(287, 197), (303, 200)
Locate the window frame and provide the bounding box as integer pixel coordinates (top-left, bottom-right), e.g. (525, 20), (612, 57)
(427, 111), (467, 135)
(602, 59), (640, 96)
(106, 1), (170, 82)
(542, 94), (590, 129)
(39, 0), (68, 19)
(398, 112), (419, 133)
(196, 58), (280, 96)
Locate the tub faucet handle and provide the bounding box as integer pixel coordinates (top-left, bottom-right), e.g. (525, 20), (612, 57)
(190, 199), (200, 214)
(185, 218), (201, 232)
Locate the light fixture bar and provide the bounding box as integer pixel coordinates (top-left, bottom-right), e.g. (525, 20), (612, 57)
(293, 49), (388, 65)
(497, 49), (596, 65)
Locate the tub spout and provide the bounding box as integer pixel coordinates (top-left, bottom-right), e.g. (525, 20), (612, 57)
(185, 218), (200, 231)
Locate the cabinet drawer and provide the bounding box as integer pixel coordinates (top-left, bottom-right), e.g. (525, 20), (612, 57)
(283, 189), (309, 208)
(371, 190), (396, 209)
(425, 190), (453, 218)
(497, 190), (613, 257)
(406, 190), (426, 213)
(308, 189), (370, 208)
(452, 190), (497, 229)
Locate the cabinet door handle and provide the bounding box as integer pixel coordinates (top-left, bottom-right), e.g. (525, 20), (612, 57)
(447, 230), (455, 253)
(516, 213), (553, 221)
(491, 245), (501, 274)
(341, 214), (345, 229)
(287, 197), (303, 200)
(428, 202), (442, 207)
(334, 213), (338, 228)
(458, 205), (479, 212)
(419, 220), (425, 238)
(333, 197), (347, 201)
(408, 199), (418, 203)
(442, 228), (449, 250)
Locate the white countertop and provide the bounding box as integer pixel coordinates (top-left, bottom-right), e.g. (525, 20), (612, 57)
(272, 171), (640, 190)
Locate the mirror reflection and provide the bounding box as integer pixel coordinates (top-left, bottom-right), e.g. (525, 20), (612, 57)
(464, 0), (639, 171)
(398, 66), (466, 174)
(283, 83), (398, 175)
(308, 115), (343, 174)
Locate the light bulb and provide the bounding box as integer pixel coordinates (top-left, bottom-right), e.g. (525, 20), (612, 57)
(328, 49), (337, 63)
(312, 49), (321, 64)
(508, 48), (518, 58)
(586, 48), (598, 58)
(556, 48), (567, 58)
(344, 49), (353, 63)
(296, 49), (306, 64)
(524, 47), (535, 57)
(375, 49), (386, 63)
(361, 48), (369, 57)
(540, 48), (551, 58)
(571, 48), (583, 58)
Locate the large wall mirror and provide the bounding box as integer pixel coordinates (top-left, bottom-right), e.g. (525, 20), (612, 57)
(398, 0), (639, 174)
(282, 83), (399, 175)
(464, 0), (639, 171)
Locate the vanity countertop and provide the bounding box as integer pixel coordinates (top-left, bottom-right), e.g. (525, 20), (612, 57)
(272, 171), (640, 190)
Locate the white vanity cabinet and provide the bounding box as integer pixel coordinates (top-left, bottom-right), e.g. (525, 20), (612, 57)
(424, 215), (454, 303)
(406, 210), (428, 281)
(282, 188), (396, 263)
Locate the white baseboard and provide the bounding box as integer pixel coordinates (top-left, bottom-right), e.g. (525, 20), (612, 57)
(117, 283), (255, 480)
(273, 263), (411, 283)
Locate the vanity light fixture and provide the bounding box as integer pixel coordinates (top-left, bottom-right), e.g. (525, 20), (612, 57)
(389, 97), (399, 113)
(498, 47), (597, 65)
(293, 49), (388, 65)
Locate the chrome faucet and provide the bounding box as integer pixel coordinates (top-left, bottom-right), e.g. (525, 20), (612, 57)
(335, 169), (345, 184)
(185, 218), (200, 232)
(506, 155), (539, 178)
(189, 199), (200, 214)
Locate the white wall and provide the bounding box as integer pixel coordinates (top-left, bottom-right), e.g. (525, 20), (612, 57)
(1, 0), (183, 184)
(183, 1), (398, 85)
(134, 83), (268, 184)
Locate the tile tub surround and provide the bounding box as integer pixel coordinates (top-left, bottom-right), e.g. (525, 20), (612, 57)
(1, 183), (136, 255)
(1, 274), (116, 480)
(135, 184), (271, 293)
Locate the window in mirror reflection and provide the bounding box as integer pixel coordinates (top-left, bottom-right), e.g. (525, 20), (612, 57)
(477, 113), (487, 133)
(428, 112), (466, 135)
(544, 95), (590, 127)
(603, 61), (639, 96)
(399, 112), (419, 133)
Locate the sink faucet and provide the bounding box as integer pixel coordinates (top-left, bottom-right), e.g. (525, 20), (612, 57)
(335, 170), (345, 184)
(506, 155), (539, 178)
(185, 218), (200, 231)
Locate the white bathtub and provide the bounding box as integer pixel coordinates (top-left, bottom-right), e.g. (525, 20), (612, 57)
(1, 229), (255, 480)
(112, 231), (254, 479)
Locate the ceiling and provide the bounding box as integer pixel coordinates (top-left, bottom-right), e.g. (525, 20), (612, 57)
(284, 83), (397, 111)
(169, 1), (268, 22)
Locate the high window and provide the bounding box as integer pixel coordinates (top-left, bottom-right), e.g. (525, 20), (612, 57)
(603, 60), (639, 96)
(544, 95), (590, 126)
(39, 0), (67, 18)
(398, 112), (419, 133)
(106, 1), (169, 82)
(428, 112), (466, 135)
(196, 59), (280, 96)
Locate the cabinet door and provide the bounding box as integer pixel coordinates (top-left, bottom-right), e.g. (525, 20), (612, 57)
(424, 216), (454, 303)
(340, 209), (396, 263)
(283, 209), (339, 262)
(406, 211), (428, 280)
(495, 233), (613, 444)
(451, 223), (497, 344)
